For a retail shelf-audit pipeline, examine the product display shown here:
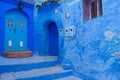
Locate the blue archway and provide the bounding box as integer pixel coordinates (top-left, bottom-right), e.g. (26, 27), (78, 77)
(48, 22), (58, 56)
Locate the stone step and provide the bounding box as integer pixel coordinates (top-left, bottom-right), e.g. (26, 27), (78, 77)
(1, 65), (73, 80)
(0, 55), (58, 73)
(55, 75), (82, 80)
(3, 51), (33, 58)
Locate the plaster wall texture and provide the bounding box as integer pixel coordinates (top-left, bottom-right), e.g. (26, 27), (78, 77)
(34, 0), (120, 79)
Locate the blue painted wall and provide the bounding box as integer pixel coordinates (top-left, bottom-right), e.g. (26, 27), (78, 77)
(35, 0), (120, 79)
(0, 0), (34, 55)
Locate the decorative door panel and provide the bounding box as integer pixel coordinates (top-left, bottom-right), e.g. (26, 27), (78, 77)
(15, 15), (27, 51)
(5, 16), (16, 50)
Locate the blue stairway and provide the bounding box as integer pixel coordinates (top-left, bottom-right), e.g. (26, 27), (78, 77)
(0, 55), (81, 80)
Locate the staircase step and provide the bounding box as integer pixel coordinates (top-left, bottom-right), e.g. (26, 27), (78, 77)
(0, 55), (57, 73)
(3, 51), (32, 58)
(55, 76), (82, 80)
(1, 66), (73, 80)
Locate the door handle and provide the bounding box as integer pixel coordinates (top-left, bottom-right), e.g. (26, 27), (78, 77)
(14, 28), (16, 33)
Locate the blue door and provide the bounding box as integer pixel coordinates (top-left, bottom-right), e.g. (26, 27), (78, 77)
(49, 22), (58, 56)
(5, 11), (27, 51)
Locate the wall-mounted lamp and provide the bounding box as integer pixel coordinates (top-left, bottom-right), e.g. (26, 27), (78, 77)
(18, 1), (24, 10)
(36, 5), (41, 8)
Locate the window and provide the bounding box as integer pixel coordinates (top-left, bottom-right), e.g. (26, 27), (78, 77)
(91, 1), (97, 18)
(8, 19), (13, 27)
(20, 21), (24, 28)
(83, 0), (102, 20)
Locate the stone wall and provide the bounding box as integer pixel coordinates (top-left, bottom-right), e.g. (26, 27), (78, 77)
(34, 0), (120, 79)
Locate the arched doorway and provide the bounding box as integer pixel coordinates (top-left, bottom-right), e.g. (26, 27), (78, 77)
(48, 22), (58, 56)
(5, 10), (28, 51)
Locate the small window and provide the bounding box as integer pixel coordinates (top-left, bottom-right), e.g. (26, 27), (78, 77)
(8, 19), (13, 27)
(83, 0), (102, 20)
(20, 21), (24, 28)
